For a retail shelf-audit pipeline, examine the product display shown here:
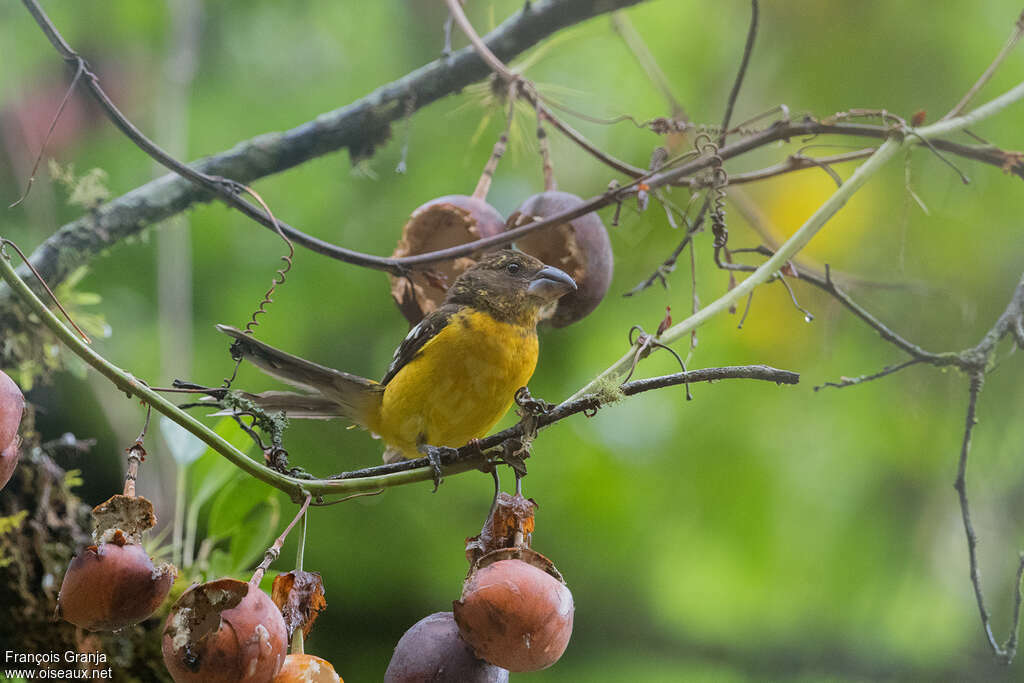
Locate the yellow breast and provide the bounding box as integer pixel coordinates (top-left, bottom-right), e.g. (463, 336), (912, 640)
(372, 309), (539, 458)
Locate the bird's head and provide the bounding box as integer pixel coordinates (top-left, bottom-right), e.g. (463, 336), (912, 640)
(446, 249), (577, 325)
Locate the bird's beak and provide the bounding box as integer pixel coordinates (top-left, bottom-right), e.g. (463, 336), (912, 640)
(527, 265), (577, 300)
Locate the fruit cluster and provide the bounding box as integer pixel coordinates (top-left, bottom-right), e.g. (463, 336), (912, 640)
(390, 192), (613, 328)
(38, 179), (596, 680)
(385, 492), (574, 681)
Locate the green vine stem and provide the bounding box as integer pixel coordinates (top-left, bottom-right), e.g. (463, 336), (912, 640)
(569, 78), (1024, 401)
(2, 240), (803, 497)
(0, 246), (470, 498)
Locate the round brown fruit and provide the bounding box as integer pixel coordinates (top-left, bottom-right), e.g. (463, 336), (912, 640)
(163, 578), (288, 683)
(0, 439), (19, 491)
(389, 196), (505, 324)
(509, 191), (613, 327)
(453, 552), (574, 672)
(57, 540), (176, 631)
(0, 370), (25, 453)
(273, 654), (342, 683)
(384, 612), (508, 683)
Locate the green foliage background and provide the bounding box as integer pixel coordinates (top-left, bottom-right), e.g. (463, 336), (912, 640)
(3, 1), (1024, 680)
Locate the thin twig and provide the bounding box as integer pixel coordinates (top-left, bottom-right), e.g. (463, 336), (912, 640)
(689, 238), (699, 347)
(610, 11), (688, 119)
(123, 442), (145, 498)
(813, 358), (921, 391)
(9, 0), (646, 292)
(473, 82), (518, 200)
(736, 291), (754, 329)
(805, 263), (956, 366)
(0, 244), (799, 497)
(0, 238), (91, 343)
(941, 10), (1024, 121)
(953, 373), (1024, 664)
(735, 252), (1024, 663)
(5, 112), (1023, 305)
(445, 0), (645, 178)
(331, 364), (799, 480)
(778, 273), (814, 322)
(572, 83), (1024, 402)
(309, 489), (385, 506)
(535, 100), (557, 191)
(8, 59), (85, 208)
(718, 0), (759, 148)
(722, 148), (876, 186)
(251, 492), (311, 586)
(623, 202), (707, 296)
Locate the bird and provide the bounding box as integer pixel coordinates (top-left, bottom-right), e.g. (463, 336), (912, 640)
(216, 249), (577, 483)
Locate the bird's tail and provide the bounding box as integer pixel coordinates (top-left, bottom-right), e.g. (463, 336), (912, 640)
(216, 324), (383, 429)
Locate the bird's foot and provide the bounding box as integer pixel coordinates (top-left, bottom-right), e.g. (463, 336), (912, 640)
(514, 386), (554, 417)
(418, 444), (457, 492)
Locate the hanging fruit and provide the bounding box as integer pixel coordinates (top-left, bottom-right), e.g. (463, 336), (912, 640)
(384, 611), (508, 683)
(507, 191), (613, 327)
(452, 491), (574, 673)
(56, 533), (176, 631)
(274, 654), (343, 683)
(0, 370), (24, 490)
(454, 547), (574, 672)
(0, 439), (19, 492)
(162, 577), (288, 683)
(57, 445), (177, 631)
(389, 195), (505, 324)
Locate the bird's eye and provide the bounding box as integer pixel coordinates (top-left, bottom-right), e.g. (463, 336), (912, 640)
(505, 261), (521, 275)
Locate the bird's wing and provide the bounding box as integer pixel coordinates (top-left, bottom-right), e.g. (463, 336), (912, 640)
(205, 391), (343, 419)
(381, 304), (459, 385)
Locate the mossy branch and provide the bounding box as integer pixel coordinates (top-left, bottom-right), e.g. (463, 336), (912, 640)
(0, 243), (798, 498)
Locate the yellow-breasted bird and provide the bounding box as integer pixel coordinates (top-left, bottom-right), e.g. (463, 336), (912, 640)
(217, 249), (576, 479)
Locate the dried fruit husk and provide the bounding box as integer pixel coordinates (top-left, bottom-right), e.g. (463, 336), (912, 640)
(92, 493), (157, 544)
(273, 654), (342, 683)
(271, 570), (326, 640)
(57, 537), (176, 631)
(508, 191), (613, 327)
(389, 195), (505, 324)
(453, 548), (573, 673)
(162, 577), (288, 683)
(384, 611), (508, 683)
(464, 492), (536, 567)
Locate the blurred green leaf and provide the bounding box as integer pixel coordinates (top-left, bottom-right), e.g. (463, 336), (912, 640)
(160, 416), (206, 467)
(228, 495), (280, 574)
(206, 548), (234, 580)
(187, 418), (254, 510)
(207, 474), (278, 541)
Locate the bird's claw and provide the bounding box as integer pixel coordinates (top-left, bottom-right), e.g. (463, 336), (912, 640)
(419, 445), (456, 492)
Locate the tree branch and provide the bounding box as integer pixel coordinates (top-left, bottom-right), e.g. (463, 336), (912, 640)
(569, 80), (1024, 401)
(717, 0), (759, 148)
(3, 0), (644, 300)
(940, 9), (1024, 121)
(0, 240), (797, 499)
(725, 246), (1024, 662)
(7, 1), (1024, 311)
(331, 364), (798, 481)
(954, 373), (1024, 665)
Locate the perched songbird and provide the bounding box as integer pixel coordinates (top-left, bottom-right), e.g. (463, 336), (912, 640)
(217, 249), (577, 475)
